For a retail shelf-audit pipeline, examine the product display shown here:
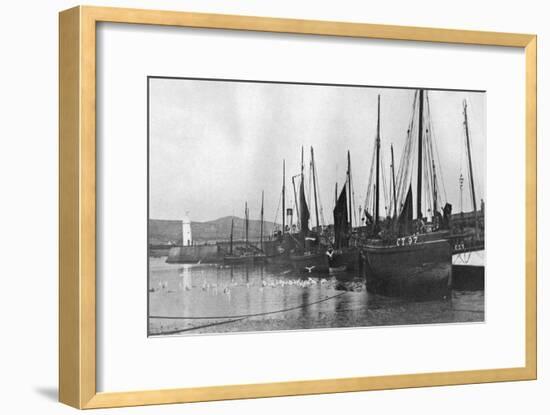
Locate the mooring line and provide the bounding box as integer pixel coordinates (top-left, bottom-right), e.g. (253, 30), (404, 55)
(149, 292), (347, 321)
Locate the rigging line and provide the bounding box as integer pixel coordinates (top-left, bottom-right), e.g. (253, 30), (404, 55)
(380, 149), (389, 217)
(313, 158), (326, 227)
(463, 114), (476, 212)
(424, 95), (444, 208)
(424, 128), (434, 214)
(352, 181), (358, 227)
(396, 90), (418, 208)
(272, 189), (282, 230)
(396, 111), (415, 209)
(465, 98), (484, 207)
(308, 159), (313, 210)
(150, 292), (347, 320)
(364, 148), (376, 215)
(427, 98), (448, 203)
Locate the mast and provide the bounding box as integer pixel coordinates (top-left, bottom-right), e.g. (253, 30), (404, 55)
(391, 144), (397, 218)
(292, 175), (299, 229)
(297, 145), (304, 231)
(459, 173), (464, 213)
(432, 159), (438, 216)
(311, 147), (320, 229)
(335, 183), (338, 206)
(416, 89), (424, 220)
(260, 190), (264, 252)
(463, 100), (477, 212)
(282, 160), (286, 234)
(245, 201), (249, 247)
(347, 150), (352, 228)
(301, 146), (304, 182)
(374, 94), (381, 226)
(229, 218), (234, 255)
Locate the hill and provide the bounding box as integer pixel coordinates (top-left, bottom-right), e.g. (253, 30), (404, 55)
(149, 216), (277, 245)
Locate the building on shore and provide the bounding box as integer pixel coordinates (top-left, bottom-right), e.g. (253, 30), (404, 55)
(182, 212), (192, 246)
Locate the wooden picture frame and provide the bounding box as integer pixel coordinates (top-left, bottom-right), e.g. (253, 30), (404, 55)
(59, 5), (537, 409)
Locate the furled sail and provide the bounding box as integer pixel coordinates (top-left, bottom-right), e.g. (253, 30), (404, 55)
(299, 177), (310, 232)
(397, 185), (414, 236)
(333, 184), (349, 249)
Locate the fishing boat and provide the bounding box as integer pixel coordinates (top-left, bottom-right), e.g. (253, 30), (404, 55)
(361, 91), (453, 298)
(263, 159), (296, 266)
(327, 151), (360, 272)
(449, 99), (485, 290)
(289, 147), (329, 273)
(223, 201), (265, 265)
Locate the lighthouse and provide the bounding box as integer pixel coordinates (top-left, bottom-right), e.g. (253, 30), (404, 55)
(182, 212), (192, 246)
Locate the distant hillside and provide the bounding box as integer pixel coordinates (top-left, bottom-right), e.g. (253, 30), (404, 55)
(149, 216), (277, 245)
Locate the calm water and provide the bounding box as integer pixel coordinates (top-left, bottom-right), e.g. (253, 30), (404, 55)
(148, 257), (484, 336)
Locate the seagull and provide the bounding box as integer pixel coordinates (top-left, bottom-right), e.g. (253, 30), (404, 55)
(326, 249), (335, 259)
(305, 266), (316, 273)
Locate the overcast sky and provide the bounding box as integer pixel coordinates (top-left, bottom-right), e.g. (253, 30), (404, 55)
(149, 78), (486, 224)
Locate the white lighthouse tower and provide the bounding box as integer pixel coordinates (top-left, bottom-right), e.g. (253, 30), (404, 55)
(182, 212), (192, 246)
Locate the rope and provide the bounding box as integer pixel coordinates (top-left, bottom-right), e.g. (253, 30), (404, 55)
(150, 292), (347, 320)
(150, 292), (348, 335)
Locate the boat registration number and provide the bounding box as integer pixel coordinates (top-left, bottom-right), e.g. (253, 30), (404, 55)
(396, 236), (418, 246)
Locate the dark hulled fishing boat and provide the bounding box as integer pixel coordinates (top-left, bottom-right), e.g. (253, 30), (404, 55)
(327, 152), (360, 272)
(361, 91), (453, 298)
(289, 147), (329, 273)
(223, 200), (266, 265)
(263, 159), (296, 266)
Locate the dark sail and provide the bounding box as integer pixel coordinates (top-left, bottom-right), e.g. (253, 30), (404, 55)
(299, 177), (310, 232)
(333, 184), (349, 249)
(397, 185), (414, 236)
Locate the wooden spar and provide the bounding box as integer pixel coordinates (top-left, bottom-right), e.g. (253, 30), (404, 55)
(432, 159), (438, 215)
(334, 182), (338, 206)
(372, 184), (376, 221)
(375, 95), (381, 226)
(282, 160), (285, 234)
(463, 100), (477, 212)
(417, 89), (424, 220)
(292, 175), (299, 230)
(391, 144), (397, 218)
(463, 99), (479, 237)
(229, 218), (234, 255)
(260, 190), (264, 252)
(459, 173), (464, 213)
(311, 147), (320, 229)
(347, 150), (352, 227)
(245, 201), (249, 247)
(301, 146), (304, 181)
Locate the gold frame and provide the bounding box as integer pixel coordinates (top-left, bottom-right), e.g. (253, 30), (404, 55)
(59, 5), (537, 409)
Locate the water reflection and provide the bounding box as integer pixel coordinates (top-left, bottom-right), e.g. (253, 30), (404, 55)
(148, 257), (484, 336)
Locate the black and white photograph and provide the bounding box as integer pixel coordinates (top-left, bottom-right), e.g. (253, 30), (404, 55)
(147, 77), (486, 336)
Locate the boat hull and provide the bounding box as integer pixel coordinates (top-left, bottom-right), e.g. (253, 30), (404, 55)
(289, 252), (329, 273)
(327, 247), (360, 272)
(363, 233), (452, 298)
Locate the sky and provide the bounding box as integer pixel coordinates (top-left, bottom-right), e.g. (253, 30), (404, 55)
(149, 78), (486, 225)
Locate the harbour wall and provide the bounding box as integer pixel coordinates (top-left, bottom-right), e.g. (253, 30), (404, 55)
(165, 240), (281, 263)
(166, 245), (221, 263)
